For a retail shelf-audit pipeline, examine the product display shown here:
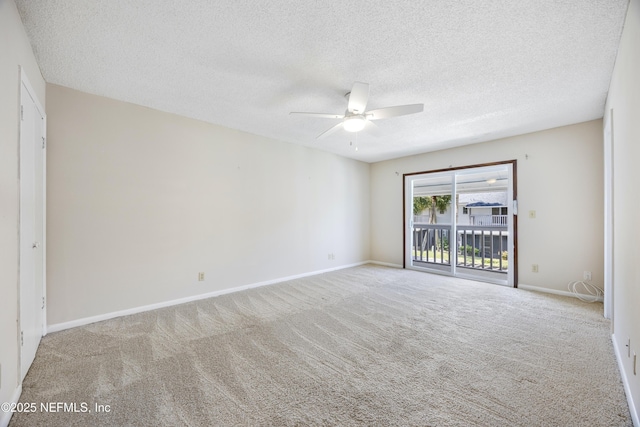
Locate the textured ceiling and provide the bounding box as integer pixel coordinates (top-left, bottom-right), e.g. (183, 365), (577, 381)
(16, 0), (629, 163)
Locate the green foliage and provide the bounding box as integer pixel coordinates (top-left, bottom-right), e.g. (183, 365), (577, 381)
(460, 245), (480, 256)
(440, 236), (449, 251)
(413, 197), (430, 215)
(413, 195), (452, 216)
(435, 195), (452, 214)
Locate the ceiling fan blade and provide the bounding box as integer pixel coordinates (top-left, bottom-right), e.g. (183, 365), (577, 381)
(363, 120), (380, 137)
(317, 122), (344, 139)
(347, 82), (369, 114)
(366, 104), (424, 120)
(290, 112), (344, 119)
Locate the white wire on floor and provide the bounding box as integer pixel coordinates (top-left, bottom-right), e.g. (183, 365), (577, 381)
(567, 280), (604, 302)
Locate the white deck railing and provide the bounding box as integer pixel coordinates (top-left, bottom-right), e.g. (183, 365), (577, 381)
(411, 223), (508, 272)
(470, 215), (508, 226)
(414, 214), (508, 226)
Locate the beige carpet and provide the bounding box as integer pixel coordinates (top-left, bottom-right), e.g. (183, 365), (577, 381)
(11, 265), (631, 426)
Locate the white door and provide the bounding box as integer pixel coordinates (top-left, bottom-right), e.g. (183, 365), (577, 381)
(19, 71), (46, 381)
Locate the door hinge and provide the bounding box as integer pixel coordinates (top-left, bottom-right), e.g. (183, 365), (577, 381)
(21, 331), (24, 346)
(512, 200), (518, 215)
(42, 297), (45, 309)
(42, 137), (46, 149)
(20, 105), (24, 121)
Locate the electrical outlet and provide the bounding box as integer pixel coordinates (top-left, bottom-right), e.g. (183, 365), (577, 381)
(583, 271), (592, 281)
(532, 264), (539, 273)
(198, 272), (205, 281)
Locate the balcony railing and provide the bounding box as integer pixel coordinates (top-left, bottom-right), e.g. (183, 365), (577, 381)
(416, 214), (508, 226)
(470, 215), (508, 226)
(412, 222), (508, 273)
(412, 224), (451, 266)
(456, 226), (508, 272)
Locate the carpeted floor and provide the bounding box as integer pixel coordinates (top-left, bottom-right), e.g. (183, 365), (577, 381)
(10, 265), (632, 426)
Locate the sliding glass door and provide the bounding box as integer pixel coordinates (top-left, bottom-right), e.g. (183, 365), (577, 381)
(404, 163), (515, 287)
(408, 171), (454, 274)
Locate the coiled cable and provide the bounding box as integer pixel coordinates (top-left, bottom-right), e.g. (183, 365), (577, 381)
(567, 280), (604, 302)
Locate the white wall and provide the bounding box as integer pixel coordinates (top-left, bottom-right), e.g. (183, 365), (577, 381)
(605, 0), (640, 421)
(45, 84), (370, 326)
(370, 120), (604, 291)
(0, 0), (46, 415)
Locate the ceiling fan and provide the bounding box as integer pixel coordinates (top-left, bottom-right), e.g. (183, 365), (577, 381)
(290, 82), (424, 139)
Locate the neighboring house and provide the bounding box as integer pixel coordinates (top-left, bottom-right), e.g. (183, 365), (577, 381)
(458, 192), (508, 227)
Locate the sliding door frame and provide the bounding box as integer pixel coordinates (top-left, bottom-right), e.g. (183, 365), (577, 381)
(402, 160), (518, 287)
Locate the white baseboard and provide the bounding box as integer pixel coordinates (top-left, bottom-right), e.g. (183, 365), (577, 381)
(47, 261), (371, 333)
(367, 260), (403, 268)
(517, 283), (604, 302)
(612, 333), (639, 426)
(0, 384), (22, 427)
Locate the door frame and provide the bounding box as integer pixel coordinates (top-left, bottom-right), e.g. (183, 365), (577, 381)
(402, 160), (518, 287)
(603, 108), (614, 323)
(18, 66), (47, 381)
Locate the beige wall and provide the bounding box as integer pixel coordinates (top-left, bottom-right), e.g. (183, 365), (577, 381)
(370, 120), (604, 291)
(45, 84), (370, 325)
(0, 0), (46, 411)
(606, 0), (640, 419)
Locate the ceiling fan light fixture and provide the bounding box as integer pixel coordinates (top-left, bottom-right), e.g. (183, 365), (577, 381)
(291, 82), (424, 139)
(343, 116), (366, 132)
